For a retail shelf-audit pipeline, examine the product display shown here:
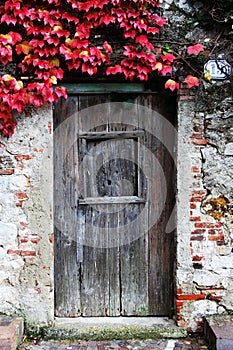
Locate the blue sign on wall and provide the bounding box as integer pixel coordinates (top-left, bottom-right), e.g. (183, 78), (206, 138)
(204, 60), (231, 80)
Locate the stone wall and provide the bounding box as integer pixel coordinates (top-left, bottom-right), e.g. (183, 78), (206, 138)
(0, 105), (54, 325)
(176, 83), (232, 331)
(163, 0), (233, 332)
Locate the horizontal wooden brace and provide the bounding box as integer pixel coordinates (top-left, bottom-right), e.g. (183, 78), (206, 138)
(79, 131), (144, 139)
(78, 196), (146, 204)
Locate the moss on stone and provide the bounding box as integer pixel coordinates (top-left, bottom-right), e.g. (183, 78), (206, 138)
(34, 325), (187, 341)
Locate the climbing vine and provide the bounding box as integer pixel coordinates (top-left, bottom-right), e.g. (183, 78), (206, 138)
(0, 0), (209, 137)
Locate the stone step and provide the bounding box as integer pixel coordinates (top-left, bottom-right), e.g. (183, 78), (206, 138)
(204, 314), (233, 350)
(34, 317), (187, 341)
(0, 316), (24, 350)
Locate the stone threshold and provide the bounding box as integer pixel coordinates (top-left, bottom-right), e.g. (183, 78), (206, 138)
(39, 317), (188, 341)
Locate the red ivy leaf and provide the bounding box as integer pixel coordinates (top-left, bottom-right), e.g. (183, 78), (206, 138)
(1, 14), (17, 25)
(106, 65), (122, 75)
(81, 63), (97, 75)
(184, 75), (200, 87)
(99, 14), (115, 25)
(62, 12), (79, 24)
(161, 65), (172, 75)
(75, 23), (92, 39)
(147, 27), (159, 34)
(152, 14), (167, 27)
(8, 31), (22, 44)
(51, 25), (70, 38)
(135, 35), (154, 51)
(55, 86), (67, 99)
(161, 53), (176, 63)
(165, 79), (179, 91)
(103, 41), (113, 53)
(187, 44), (204, 55)
(16, 41), (32, 55)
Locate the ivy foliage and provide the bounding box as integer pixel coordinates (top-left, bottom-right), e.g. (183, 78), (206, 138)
(0, 0), (204, 137)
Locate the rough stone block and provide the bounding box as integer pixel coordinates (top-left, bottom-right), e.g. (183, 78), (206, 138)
(0, 340), (14, 350)
(225, 143), (233, 156)
(0, 316), (24, 349)
(204, 315), (233, 350)
(0, 222), (17, 248)
(0, 326), (16, 350)
(0, 326), (16, 340)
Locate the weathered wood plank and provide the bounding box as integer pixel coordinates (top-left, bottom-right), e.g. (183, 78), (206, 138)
(79, 196), (145, 204)
(54, 96), (81, 317)
(60, 83), (145, 94)
(78, 95), (110, 316)
(79, 131), (144, 139)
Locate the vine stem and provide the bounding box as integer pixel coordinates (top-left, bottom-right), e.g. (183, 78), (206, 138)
(173, 50), (203, 77)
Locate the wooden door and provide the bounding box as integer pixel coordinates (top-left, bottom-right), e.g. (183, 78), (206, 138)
(54, 84), (176, 317)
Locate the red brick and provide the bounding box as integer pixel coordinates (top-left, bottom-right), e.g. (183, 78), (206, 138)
(31, 238), (40, 244)
(191, 166), (200, 173)
(34, 288), (41, 294)
(19, 237), (28, 243)
(177, 294), (205, 301)
(49, 233), (54, 244)
(19, 222), (28, 228)
(176, 289), (183, 295)
(176, 320), (189, 327)
(33, 148), (44, 153)
(209, 295), (222, 302)
(48, 121), (52, 134)
(190, 216), (201, 222)
(208, 234), (224, 241)
(24, 257), (34, 263)
(192, 255), (203, 261)
(17, 162), (24, 169)
(191, 190), (207, 196)
(190, 203), (196, 209)
(192, 139), (208, 146)
(176, 301), (184, 306)
(191, 229), (206, 234)
(190, 235), (205, 241)
(190, 133), (203, 139)
(15, 155), (32, 161)
(0, 169), (14, 175)
(195, 222), (216, 229)
(209, 229), (223, 235)
(20, 250), (36, 256)
(208, 229), (216, 234)
(7, 249), (35, 256)
(190, 197), (202, 202)
(176, 306), (182, 313)
(16, 192), (28, 199)
(7, 250), (21, 255)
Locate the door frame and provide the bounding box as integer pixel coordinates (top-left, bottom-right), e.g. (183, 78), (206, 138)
(53, 81), (177, 318)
